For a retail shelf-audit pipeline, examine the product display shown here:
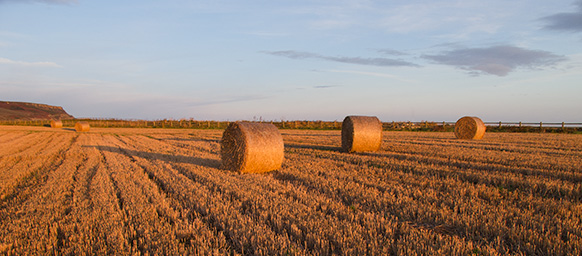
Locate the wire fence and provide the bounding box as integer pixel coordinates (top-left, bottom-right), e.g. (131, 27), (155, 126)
(383, 121), (582, 133)
(484, 122), (582, 128)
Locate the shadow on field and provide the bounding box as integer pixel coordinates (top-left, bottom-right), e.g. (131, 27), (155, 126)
(280, 132), (338, 137)
(165, 137), (220, 143)
(87, 145), (221, 168)
(285, 143), (341, 152)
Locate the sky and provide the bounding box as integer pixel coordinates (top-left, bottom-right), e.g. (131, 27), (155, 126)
(1, 0), (581, 122)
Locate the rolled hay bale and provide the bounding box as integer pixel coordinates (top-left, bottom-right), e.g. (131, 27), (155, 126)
(341, 115), (382, 152)
(220, 122), (284, 173)
(75, 121), (90, 132)
(50, 120), (63, 128)
(454, 116), (486, 140)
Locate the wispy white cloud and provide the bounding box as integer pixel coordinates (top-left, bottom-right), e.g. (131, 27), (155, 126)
(278, 1), (515, 41)
(422, 45), (566, 76)
(285, 0), (372, 30)
(378, 3), (442, 33)
(377, 1), (510, 38)
(0, 57), (62, 68)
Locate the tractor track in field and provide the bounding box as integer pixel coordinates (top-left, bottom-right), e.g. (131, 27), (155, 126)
(0, 126), (580, 255)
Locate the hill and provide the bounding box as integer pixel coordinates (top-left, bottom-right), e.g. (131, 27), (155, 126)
(0, 101), (74, 120)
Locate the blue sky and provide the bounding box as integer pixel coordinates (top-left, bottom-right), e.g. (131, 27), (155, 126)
(1, 0), (581, 122)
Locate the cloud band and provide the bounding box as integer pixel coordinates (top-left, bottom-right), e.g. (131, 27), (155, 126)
(422, 45), (566, 76)
(263, 50), (419, 67)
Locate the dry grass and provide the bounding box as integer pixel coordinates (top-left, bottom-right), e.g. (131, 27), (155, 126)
(221, 122), (284, 173)
(341, 115), (382, 152)
(0, 125), (580, 255)
(454, 116), (486, 140)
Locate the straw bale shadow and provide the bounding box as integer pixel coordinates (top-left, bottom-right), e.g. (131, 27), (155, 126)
(280, 132), (338, 137)
(165, 137), (220, 143)
(62, 128), (76, 131)
(285, 143), (341, 152)
(86, 145), (220, 168)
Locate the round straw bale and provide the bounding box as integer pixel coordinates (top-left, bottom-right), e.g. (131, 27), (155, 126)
(75, 121), (90, 132)
(341, 115), (382, 152)
(454, 116), (486, 140)
(50, 120), (63, 128)
(221, 122), (284, 173)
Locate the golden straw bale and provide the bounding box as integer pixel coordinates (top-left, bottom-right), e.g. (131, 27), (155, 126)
(341, 115), (382, 152)
(221, 122), (284, 173)
(454, 116), (486, 140)
(50, 120), (63, 128)
(74, 121), (90, 132)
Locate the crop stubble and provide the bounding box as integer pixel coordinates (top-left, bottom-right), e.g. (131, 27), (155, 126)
(0, 125), (580, 255)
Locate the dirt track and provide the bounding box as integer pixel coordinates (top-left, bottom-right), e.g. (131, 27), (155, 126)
(0, 126), (581, 255)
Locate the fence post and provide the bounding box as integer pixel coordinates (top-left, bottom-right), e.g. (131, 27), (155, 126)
(498, 121), (502, 128)
(519, 121), (522, 128)
(562, 122), (565, 129)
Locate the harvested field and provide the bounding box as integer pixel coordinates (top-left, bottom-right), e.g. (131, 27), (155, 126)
(0, 125), (581, 255)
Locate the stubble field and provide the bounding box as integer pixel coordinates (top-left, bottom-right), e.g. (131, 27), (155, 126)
(0, 125), (580, 255)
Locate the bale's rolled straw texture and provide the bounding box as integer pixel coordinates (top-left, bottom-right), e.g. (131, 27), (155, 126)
(50, 120), (63, 128)
(221, 122), (284, 173)
(454, 116), (486, 140)
(74, 121), (90, 132)
(341, 115), (382, 152)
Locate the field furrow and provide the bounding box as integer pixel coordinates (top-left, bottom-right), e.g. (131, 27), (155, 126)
(0, 131), (80, 253)
(121, 133), (398, 254)
(115, 133), (308, 254)
(0, 132), (77, 208)
(0, 126), (580, 255)
(385, 138), (582, 177)
(0, 132), (59, 174)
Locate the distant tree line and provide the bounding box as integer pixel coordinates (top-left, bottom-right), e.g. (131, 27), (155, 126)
(0, 119), (581, 133)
